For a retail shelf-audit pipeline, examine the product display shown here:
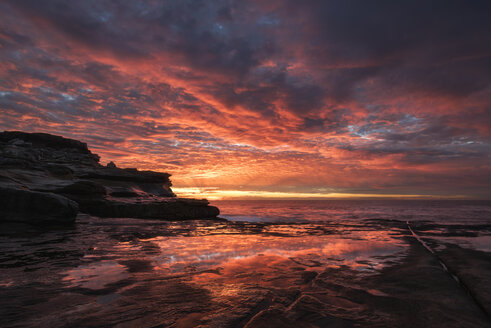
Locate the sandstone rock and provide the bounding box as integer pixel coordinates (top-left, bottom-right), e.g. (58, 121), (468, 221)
(0, 187), (78, 224)
(78, 199), (220, 220)
(45, 164), (74, 178)
(78, 167), (172, 183)
(56, 180), (107, 196)
(0, 131), (219, 222)
(0, 131), (90, 153)
(109, 190), (139, 197)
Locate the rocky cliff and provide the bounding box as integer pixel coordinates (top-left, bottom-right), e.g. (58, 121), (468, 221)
(0, 131), (219, 224)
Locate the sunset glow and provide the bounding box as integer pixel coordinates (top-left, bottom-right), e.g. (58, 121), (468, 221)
(172, 187), (469, 200)
(1, 1), (490, 198)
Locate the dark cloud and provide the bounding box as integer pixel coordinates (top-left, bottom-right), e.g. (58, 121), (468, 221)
(274, 0), (491, 101)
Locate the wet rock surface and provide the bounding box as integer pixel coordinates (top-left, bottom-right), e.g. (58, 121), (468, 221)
(0, 216), (490, 327)
(0, 187), (78, 224)
(414, 222), (491, 318)
(0, 131), (219, 223)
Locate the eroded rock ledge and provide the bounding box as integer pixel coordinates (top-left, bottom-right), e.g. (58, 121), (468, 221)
(0, 131), (219, 224)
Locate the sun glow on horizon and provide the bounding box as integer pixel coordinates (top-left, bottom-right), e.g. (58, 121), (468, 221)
(172, 187), (469, 201)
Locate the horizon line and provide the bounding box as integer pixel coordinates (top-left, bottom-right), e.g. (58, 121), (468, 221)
(171, 187), (485, 201)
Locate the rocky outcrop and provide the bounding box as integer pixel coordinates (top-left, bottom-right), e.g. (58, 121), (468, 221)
(0, 131), (91, 154)
(0, 187), (78, 223)
(0, 131), (219, 224)
(78, 198), (220, 220)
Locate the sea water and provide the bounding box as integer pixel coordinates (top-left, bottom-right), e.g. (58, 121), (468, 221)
(214, 199), (491, 224)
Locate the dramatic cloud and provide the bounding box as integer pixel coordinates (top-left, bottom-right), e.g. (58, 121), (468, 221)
(1, 0), (490, 198)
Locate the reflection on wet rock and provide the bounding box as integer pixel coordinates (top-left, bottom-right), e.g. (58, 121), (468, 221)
(63, 261), (128, 289)
(1, 209), (491, 327)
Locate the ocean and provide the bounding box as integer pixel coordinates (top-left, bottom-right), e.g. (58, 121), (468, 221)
(213, 199), (491, 224)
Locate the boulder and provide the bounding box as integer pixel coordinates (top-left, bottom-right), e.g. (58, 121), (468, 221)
(106, 161), (116, 168)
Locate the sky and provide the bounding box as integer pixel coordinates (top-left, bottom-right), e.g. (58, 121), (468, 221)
(0, 0), (490, 199)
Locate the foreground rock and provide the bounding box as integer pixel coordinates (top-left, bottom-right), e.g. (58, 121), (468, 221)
(1, 217), (489, 327)
(79, 198), (219, 220)
(0, 131), (219, 223)
(0, 187), (78, 223)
